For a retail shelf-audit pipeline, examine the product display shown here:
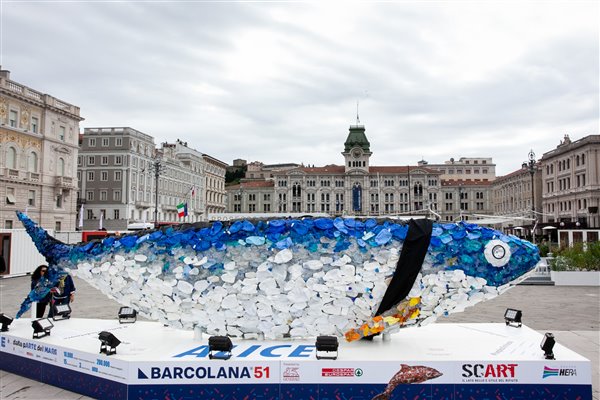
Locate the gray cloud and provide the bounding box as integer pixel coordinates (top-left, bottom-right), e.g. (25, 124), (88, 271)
(2, 2), (597, 175)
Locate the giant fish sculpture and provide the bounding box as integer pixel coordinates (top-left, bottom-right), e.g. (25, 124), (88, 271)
(16, 211), (539, 341)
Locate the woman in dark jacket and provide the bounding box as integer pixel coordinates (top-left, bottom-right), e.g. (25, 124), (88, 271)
(30, 265), (52, 318)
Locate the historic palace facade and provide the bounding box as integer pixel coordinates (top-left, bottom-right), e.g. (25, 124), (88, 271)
(1, 68), (83, 231)
(227, 123), (444, 217)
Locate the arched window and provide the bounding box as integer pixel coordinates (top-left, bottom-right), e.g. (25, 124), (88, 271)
(58, 158), (65, 176)
(28, 152), (38, 172)
(352, 183), (362, 212)
(7, 147), (16, 169)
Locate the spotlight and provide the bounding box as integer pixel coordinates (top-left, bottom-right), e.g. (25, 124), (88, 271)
(118, 307), (137, 324)
(0, 314), (13, 332)
(32, 318), (54, 339)
(504, 308), (522, 327)
(208, 336), (233, 360)
(541, 332), (556, 360)
(98, 331), (121, 356)
(52, 303), (72, 321)
(315, 335), (339, 360)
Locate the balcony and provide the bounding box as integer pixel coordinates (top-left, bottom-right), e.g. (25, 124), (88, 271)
(55, 176), (76, 190)
(135, 200), (152, 208)
(3, 168), (19, 180)
(27, 172), (40, 182)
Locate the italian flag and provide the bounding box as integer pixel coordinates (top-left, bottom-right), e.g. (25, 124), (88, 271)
(177, 202), (188, 218)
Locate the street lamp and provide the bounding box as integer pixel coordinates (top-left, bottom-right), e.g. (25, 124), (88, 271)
(151, 158), (165, 226)
(526, 149), (536, 243)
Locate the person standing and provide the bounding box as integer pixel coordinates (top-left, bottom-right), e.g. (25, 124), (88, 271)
(30, 265), (52, 318)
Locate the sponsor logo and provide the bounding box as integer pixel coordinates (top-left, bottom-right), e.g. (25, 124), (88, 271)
(282, 366), (300, 381)
(461, 363), (518, 383)
(1, 337), (5, 348)
(543, 366), (577, 379)
(139, 365), (271, 380)
(321, 368), (363, 377)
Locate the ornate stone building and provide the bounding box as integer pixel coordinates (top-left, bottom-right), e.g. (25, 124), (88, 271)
(226, 122), (443, 216)
(203, 154), (228, 215)
(491, 163), (542, 234)
(540, 134), (600, 228)
(1, 68), (83, 231)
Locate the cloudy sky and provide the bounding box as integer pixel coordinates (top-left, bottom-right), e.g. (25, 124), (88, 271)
(2, 1), (598, 175)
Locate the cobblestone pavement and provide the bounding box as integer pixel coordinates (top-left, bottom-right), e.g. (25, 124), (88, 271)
(1, 275), (598, 399)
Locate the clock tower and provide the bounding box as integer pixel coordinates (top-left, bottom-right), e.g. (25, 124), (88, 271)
(342, 122), (372, 173)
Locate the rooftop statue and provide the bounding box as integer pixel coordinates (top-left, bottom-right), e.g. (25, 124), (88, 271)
(16, 211), (539, 341)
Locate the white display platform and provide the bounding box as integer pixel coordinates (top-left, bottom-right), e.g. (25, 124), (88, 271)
(0, 318), (593, 400)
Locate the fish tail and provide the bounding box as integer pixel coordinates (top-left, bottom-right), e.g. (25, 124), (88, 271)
(15, 295), (34, 319)
(16, 211), (73, 266)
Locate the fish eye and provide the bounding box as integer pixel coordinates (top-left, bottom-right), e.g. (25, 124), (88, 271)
(484, 240), (511, 267)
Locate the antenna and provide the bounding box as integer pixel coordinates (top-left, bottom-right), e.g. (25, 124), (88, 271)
(356, 100), (360, 124)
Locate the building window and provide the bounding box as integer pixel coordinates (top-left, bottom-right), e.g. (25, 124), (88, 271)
(59, 126), (65, 141)
(87, 171), (94, 181)
(263, 204), (271, 212)
(86, 191), (94, 201)
(101, 156), (109, 165)
(100, 191), (107, 201)
(6, 187), (16, 204)
(28, 190), (35, 206)
(89, 138), (96, 147)
(6, 146), (16, 169)
(58, 158), (65, 176)
(115, 156), (122, 165)
(9, 110), (17, 127)
(31, 116), (39, 133)
(116, 138), (122, 146)
(114, 209), (120, 219)
(56, 194), (63, 208)
(28, 152), (38, 172)
(5, 220), (13, 229)
(113, 190), (121, 201)
(88, 156), (95, 165)
(115, 171), (122, 181)
(101, 171), (108, 181)
(102, 138), (109, 147)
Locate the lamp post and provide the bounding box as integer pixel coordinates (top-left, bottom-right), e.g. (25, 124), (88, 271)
(152, 158), (164, 227)
(527, 149), (536, 244)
